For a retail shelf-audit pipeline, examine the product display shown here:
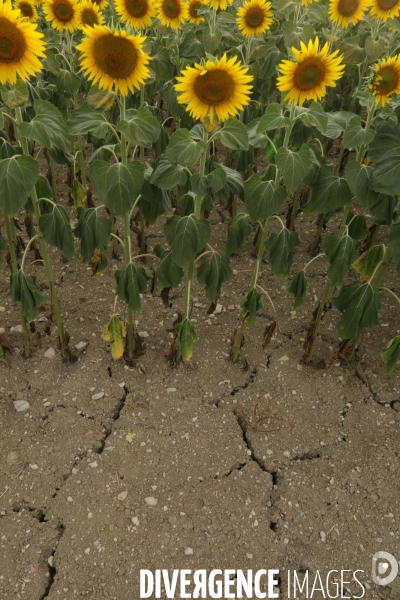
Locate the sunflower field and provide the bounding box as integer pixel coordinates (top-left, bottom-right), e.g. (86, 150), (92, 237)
(0, 0), (400, 372)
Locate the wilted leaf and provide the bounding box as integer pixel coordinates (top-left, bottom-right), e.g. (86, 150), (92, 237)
(166, 129), (206, 166)
(240, 287), (263, 324)
(73, 207), (111, 263)
(9, 271), (44, 322)
(164, 215), (210, 267)
(323, 234), (359, 286)
(103, 315), (126, 360)
(264, 228), (301, 277)
(197, 252), (233, 303)
(225, 212), (252, 254)
(352, 245), (385, 283)
(286, 270), (309, 308)
(0, 156), (40, 215)
(331, 283), (381, 339)
(175, 318), (198, 361)
(382, 335), (400, 375)
(38, 203), (74, 258)
(153, 244), (184, 290)
(244, 176), (286, 222)
(115, 263), (153, 312)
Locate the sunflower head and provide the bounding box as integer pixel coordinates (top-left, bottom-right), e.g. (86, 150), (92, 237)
(175, 53), (253, 124)
(0, 1), (45, 84)
(277, 37), (345, 106)
(91, 0), (108, 9)
(301, 0), (319, 5)
(14, 0), (38, 21)
(155, 0), (188, 28)
(43, 0), (79, 31)
(187, 0), (205, 23)
(236, 0), (273, 37)
(328, 0), (371, 26)
(77, 25), (151, 97)
(115, 0), (156, 29)
(204, 0), (234, 10)
(369, 54), (400, 105)
(78, 0), (104, 29)
(369, 0), (400, 20)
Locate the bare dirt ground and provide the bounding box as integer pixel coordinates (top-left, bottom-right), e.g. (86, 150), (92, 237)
(1, 160), (400, 600)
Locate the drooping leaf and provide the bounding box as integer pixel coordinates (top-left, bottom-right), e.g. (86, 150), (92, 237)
(323, 234), (359, 286)
(225, 212), (252, 254)
(298, 102), (328, 134)
(214, 165), (244, 200)
(216, 118), (249, 150)
(73, 207), (111, 263)
(115, 263), (153, 312)
(9, 271), (44, 322)
(347, 214), (369, 240)
(197, 252), (233, 303)
(150, 155), (188, 189)
(87, 85), (115, 110)
(342, 116), (376, 149)
(389, 223), (400, 277)
(0, 156), (40, 215)
(153, 244), (184, 290)
(102, 315), (126, 360)
(175, 318), (198, 361)
(19, 100), (70, 153)
(247, 118), (271, 148)
(89, 161), (144, 217)
(117, 107), (160, 147)
(325, 111), (355, 139)
(71, 178), (87, 211)
(352, 245), (385, 283)
(368, 126), (400, 196)
(244, 175), (287, 222)
(0, 79), (29, 108)
(331, 283), (381, 339)
(286, 270), (309, 308)
(264, 228), (301, 277)
(240, 287), (263, 324)
(257, 103), (290, 132)
(345, 160), (396, 223)
(67, 102), (109, 137)
(382, 335), (400, 376)
(38, 204), (74, 258)
(164, 215), (210, 267)
(138, 179), (170, 224)
(303, 163), (353, 214)
(275, 144), (311, 193)
(166, 128), (206, 166)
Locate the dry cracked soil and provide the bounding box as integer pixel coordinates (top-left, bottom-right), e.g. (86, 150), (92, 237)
(1, 166), (400, 600)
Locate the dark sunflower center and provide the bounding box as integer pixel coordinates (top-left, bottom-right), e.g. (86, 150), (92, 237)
(20, 3), (34, 17)
(337, 0), (359, 16)
(0, 17), (27, 63)
(189, 0), (202, 18)
(377, 0), (398, 9)
(93, 34), (138, 79)
(82, 8), (98, 25)
(53, 0), (74, 22)
(294, 58), (326, 91)
(194, 69), (235, 106)
(244, 6), (265, 27)
(162, 0), (181, 18)
(126, 0), (148, 17)
(375, 66), (399, 94)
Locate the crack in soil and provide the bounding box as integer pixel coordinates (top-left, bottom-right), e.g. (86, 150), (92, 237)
(97, 386), (128, 454)
(39, 522), (65, 600)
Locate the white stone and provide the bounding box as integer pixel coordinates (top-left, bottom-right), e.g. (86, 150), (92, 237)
(75, 341), (88, 351)
(139, 331), (149, 338)
(131, 517), (139, 526)
(118, 491), (128, 501)
(0, 307), (5, 312)
(213, 304), (223, 315)
(184, 547), (194, 555)
(13, 400), (30, 412)
(166, 388), (176, 393)
(92, 392), (104, 400)
(44, 348), (55, 359)
(29, 463), (39, 470)
(10, 325), (23, 333)
(144, 496), (158, 507)
(278, 355), (289, 362)
(89, 461), (98, 468)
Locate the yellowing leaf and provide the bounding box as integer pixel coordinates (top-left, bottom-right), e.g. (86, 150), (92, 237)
(103, 315), (126, 360)
(71, 179), (86, 211)
(352, 245), (385, 283)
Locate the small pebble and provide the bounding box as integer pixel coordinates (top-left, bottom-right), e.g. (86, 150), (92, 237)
(139, 331), (149, 338)
(75, 341), (88, 351)
(29, 463), (39, 470)
(145, 497), (158, 507)
(185, 547), (193, 555)
(131, 517), (139, 526)
(92, 392), (104, 400)
(13, 400), (30, 412)
(246, 553), (253, 559)
(227, 305), (235, 311)
(166, 388), (176, 393)
(118, 491), (128, 501)
(44, 348), (55, 359)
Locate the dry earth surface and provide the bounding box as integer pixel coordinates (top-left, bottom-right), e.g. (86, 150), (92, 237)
(1, 161), (400, 600)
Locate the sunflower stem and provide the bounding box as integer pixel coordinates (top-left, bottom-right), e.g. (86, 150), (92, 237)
(4, 211), (30, 358)
(119, 95), (135, 360)
(289, 184), (301, 231)
(15, 107), (67, 360)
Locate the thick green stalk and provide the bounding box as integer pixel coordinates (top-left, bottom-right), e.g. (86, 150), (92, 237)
(4, 212), (30, 357)
(233, 219), (270, 362)
(181, 130), (208, 327)
(119, 96), (134, 360)
(16, 107), (67, 359)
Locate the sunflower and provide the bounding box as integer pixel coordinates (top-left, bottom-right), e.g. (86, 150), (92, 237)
(175, 53), (253, 124)
(77, 0), (104, 28)
(369, 54), (400, 105)
(236, 0), (273, 37)
(369, 0), (400, 20)
(91, 0), (108, 8)
(301, 0), (319, 5)
(205, 0), (233, 9)
(14, 0), (38, 21)
(0, 1), (45, 84)
(115, 0), (156, 29)
(43, 0), (80, 31)
(155, 0), (188, 27)
(329, 0), (370, 25)
(187, 0), (205, 23)
(277, 37), (345, 106)
(77, 25), (151, 96)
